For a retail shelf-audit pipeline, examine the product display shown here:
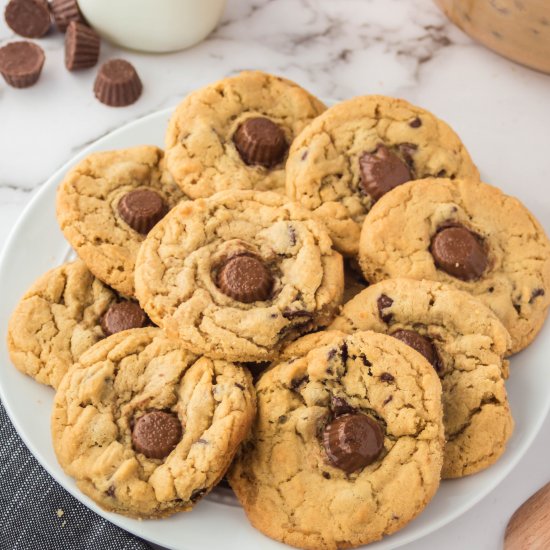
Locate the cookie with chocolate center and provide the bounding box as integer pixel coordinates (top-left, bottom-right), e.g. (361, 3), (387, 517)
(52, 327), (256, 518)
(285, 95), (479, 256)
(134, 190), (344, 362)
(229, 330), (444, 549)
(358, 177), (550, 353)
(56, 146), (185, 296)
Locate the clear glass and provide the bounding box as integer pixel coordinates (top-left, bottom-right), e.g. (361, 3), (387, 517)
(436, 0), (550, 73)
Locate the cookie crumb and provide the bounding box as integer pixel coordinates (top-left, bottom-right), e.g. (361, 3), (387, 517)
(56, 509), (64, 518)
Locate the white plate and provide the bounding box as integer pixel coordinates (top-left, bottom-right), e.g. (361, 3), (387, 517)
(0, 107), (549, 550)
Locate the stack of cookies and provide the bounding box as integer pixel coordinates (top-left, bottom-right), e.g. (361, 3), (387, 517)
(8, 71), (550, 549)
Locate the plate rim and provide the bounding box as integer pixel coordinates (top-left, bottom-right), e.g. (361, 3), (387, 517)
(0, 106), (548, 550)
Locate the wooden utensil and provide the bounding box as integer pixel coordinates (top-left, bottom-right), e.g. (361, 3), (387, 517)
(505, 481), (550, 549)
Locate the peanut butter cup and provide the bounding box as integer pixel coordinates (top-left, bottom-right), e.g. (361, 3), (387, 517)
(117, 189), (168, 234)
(392, 329), (439, 369)
(50, 0), (84, 32)
(65, 21), (100, 71)
(0, 41), (45, 88)
(132, 410), (182, 459)
(100, 302), (149, 336)
(216, 254), (273, 303)
(233, 117), (288, 168)
(4, 0), (51, 38)
(94, 59), (143, 107)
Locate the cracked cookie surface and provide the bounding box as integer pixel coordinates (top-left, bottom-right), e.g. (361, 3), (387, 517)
(7, 260), (118, 389)
(229, 330), (444, 550)
(56, 146), (185, 297)
(285, 95), (479, 256)
(359, 178), (550, 354)
(134, 190), (344, 362)
(330, 278), (513, 478)
(164, 71), (326, 198)
(52, 327), (256, 518)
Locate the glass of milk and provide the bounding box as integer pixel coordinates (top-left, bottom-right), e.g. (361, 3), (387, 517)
(78, 0), (227, 53)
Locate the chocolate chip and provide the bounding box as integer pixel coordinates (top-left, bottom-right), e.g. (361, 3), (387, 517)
(278, 415), (288, 424)
(4, 0), (51, 38)
(190, 488), (207, 502)
(117, 189), (169, 234)
(530, 288), (545, 303)
(282, 309), (313, 320)
(106, 485), (116, 497)
(409, 117), (422, 128)
(322, 413), (384, 473)
(340, 342), (349, 364)
(94, 59), (143, 107)
(331, 396), (355, 417)
(216, 254), (273, 303)
(383, 395), (393, 405)
(132, 410), (182, 459)
(50, 0), (84, 32)
(291, 375), (308, 390)
(377, 294), (394, 323)
(359, 144), (412, 201)
(392, 329), (439, 370)
(235, 382), (245, 390)
(100, 302), (148, 336)
(322, 471), (331, 479)
(233, 117), (288, 168)
(380, 372), (394, 383)
(65, 21), (100, 71)
(288, 225), (297, 246)
(0, 41), (45, 88)
(430, 225), (488, 281)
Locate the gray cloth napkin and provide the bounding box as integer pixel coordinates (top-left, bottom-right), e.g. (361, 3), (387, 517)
(0, 399), (152, 550)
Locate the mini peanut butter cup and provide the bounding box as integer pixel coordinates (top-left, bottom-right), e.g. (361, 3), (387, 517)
(132, 410), (182, 459)
(323, 413), (384, 474)
(430, 224), (488, 281)
(216, 254), (273, 303)
(392, 329), (439, 370)
(100, 302), (148, 337)
(50, 0), (84, 32)
(4, 0), (51, 39)
(233, 117), (288, 168)
(0, 41), (45, 88)
(117, 189), (168, 234)
(65, 21), (100, 71)
(94, 59), (143, 107)
(359, 144), (412, 201)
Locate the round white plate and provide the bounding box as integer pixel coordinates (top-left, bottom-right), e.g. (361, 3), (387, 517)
(0, 108), (549, 550)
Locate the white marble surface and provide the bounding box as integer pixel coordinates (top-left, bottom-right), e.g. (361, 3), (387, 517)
(1, 0), (550, 548)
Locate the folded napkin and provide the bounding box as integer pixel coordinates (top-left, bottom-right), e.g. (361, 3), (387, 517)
(0, 400), (152, 550)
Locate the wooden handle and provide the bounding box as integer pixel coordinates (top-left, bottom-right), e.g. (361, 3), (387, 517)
(505, 481), (550, 550)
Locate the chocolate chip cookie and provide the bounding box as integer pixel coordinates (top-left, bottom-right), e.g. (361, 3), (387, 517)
(135, 190), (344, 362)
(286, 95), (479, 256)
(329, 278), (513, 478)
(229, 330), (444, 550)
(56, 146), (185, 296)
(359, 178), (550, 354)
(164, 71), (326, 198)
(7, 260), (149, 389)
(52, 327), (256, 518)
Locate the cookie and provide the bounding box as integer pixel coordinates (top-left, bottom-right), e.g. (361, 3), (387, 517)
(285, 95), (479, 256)
(164, 71), (326, 198)
(135, 190), (344, 362)
(56, 146), (185, 296)
(52, 327), (256, 518)
(358, 178), (550, 354)
(329, 278), (513, 478)
(229, 330), (444, 550)
(7, 260), (149, 389)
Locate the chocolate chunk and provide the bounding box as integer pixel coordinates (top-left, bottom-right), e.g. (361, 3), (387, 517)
(359, 144), (412, 201)
(282, 309), (313, 320)
(101, 302), (148, 336)
(65, 21), (100, 71)
(50, 0), (84, 32)
(117, 189), (168, 234)
(0, 41), (44, 88)
(380, 372), (394, 383)
(409, 117), (422, 128)
(94, 59), (143, 107)
(530, 288), (545, 303)
(331, 396), (355, 417)
(322, 413), (384, 473)
(233, 117), (288, 168)
(132, 410), (182, 459)
(392, 329), (439, 369)
(430, 225), (488, 281)
(190, 488), (207, 502)
(216, 254), (273, 303)
(4, 0), (51, 38)
(377, 294), (394, 323)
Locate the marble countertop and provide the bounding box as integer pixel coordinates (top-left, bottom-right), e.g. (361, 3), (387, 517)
(1, 0), (550, 548)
